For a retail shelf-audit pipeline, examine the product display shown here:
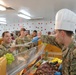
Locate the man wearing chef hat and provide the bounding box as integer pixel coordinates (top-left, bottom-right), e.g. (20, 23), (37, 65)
(55, 9), (76, 75)
(31, 8), (76, 75)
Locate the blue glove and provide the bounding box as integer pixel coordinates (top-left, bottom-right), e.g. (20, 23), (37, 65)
(58, 64), (62, 71)
(54, 71), (61, 75)
(32, 36), (39, 43)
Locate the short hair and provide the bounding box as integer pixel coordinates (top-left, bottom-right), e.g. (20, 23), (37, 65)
(20, 28), (26, 31)
(65, 31), (73, 37)
(2, 31), (9, 37)
(33, 30), (37, 33)
(48, 31), (51, 35)
(11, 33), (13, 36)
(59, 30), (73, 37)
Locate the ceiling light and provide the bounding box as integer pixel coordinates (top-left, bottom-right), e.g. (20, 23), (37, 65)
(0, 18), (6, 22)
(0, 21), (7, 24)
(19, 10), (31, 16)
(0, 1), (5, 5)
(0, 17), (6, 24)
(18, 14), (31, 19)
(0, 6), (6, 11)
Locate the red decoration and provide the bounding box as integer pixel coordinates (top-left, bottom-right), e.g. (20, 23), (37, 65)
(38, 23), (40, 24)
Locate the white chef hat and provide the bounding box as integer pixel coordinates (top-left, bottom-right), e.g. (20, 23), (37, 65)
(55, 9), (76, 34)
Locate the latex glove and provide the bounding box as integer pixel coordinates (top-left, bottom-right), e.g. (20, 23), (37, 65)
(58, 64), (62, 71)
(32, 36), (39, 43)
(54, 71), (61, 75)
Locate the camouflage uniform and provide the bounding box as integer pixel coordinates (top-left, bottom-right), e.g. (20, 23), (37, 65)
(41, 35), (76, 75)
(62, 41), (76, 75)
(15, 36), (31, 53)
(41, 35), (62, 49)
(0, 42), (11, 57)
(16, 36), (31, 44)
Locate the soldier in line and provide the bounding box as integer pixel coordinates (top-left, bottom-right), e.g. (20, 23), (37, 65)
(15, 28), (31, 53)
(16, 28), (31, 44)
(0, 31), (15, 57)
(32, 30), (37, 38)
